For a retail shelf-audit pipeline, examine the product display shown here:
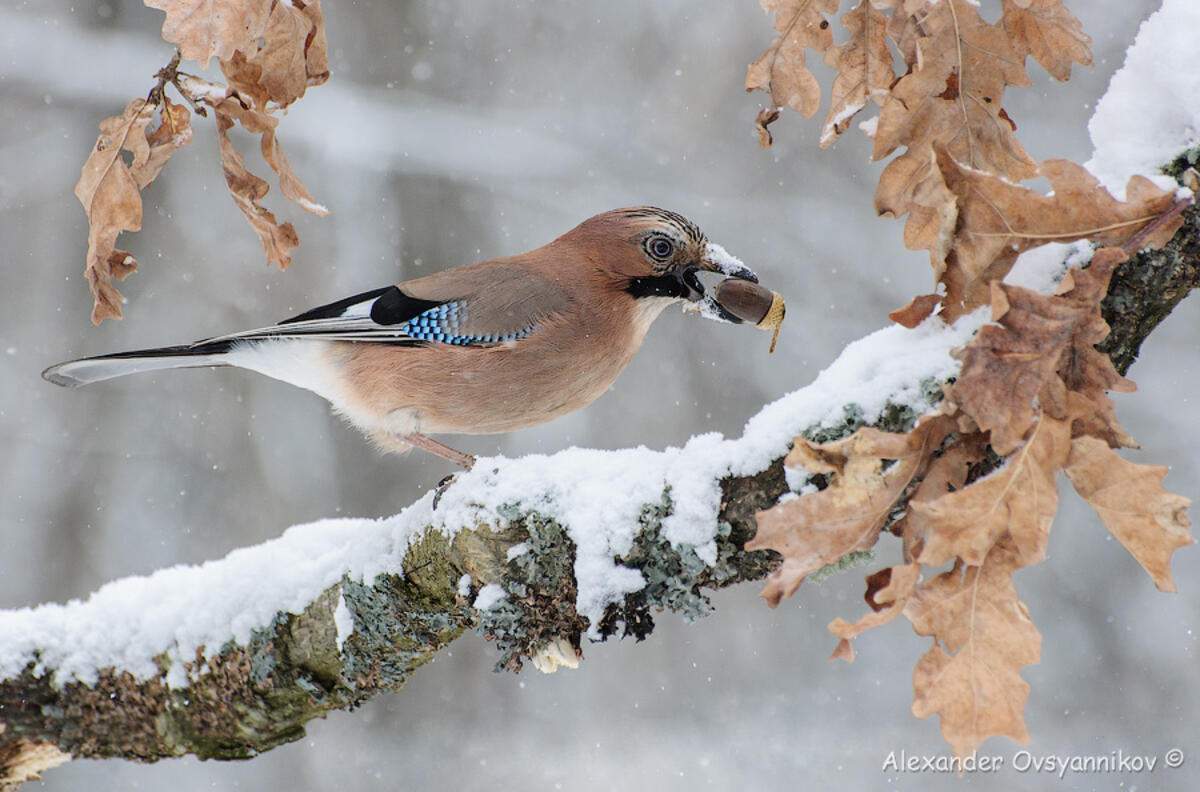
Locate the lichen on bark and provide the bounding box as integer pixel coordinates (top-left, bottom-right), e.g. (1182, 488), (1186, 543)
(1, 199), (1196, 789)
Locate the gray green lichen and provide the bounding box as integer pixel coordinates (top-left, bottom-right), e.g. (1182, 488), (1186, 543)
(598, 493), (742, 641)
(802, 380), (945, 445)
(473, 511), (587, 672)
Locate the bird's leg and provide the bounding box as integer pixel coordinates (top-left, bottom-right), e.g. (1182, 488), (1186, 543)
(401, 433), (476, 470)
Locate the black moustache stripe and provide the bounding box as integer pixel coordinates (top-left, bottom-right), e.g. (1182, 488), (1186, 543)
(625, 273), (691, 299)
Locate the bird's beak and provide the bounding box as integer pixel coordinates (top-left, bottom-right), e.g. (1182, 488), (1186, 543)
(699, 242), (759, 284)
(681, 242), (759, 303)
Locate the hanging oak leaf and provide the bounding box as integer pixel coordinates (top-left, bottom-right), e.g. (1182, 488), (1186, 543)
(1065, 437), (1193, 592)
(888, 293), (941, 329)
(912, 415), (1070, 568)
(144, 0), (272, 65)
(1002, 0), (1092, 82)
(950, 248), (1137, 453)
(226, 0), (330, 108)
(892, 433), (987, 562)
(214, 102), (300, 269)
(749, 416), (950, 606)
(905, 537), (1042, 757)
(820, 0), (893, 148)
(746, 0), (840, 122)
(74, 98), (192, 324)
(873, 0), (1036, 248)
(828, 563), (920, 662)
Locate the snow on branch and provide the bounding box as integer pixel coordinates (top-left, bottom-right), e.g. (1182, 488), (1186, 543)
(3, 206), (1199, 784)
(0, 307), (981, 778)
(5, 0), (1200, 786)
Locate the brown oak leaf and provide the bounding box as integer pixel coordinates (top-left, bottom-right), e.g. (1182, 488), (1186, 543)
(912, 415), (1070, 568)
(300, 0), (331, 87)
(74, 98), (192, 324)
(1055, 250), (1139, 448)
(873, 0), (1036, 248)
(902, 154), (959, 276)
(888, 293), (941, 328)
(1065, 437), (1193, 592)
(951, 282), (1077, 454)
(220, 98), (329, 217)
(950, 247), (1137, 453)
(755, 107), (782, 149)
(905, 537), (1042, 757)
(145, 0), (272, 65)
(1002, 0), (1092, 82)
(257, 0), (314, 106)
(893, 433), (987, 562)
(828, 563), (920, 662)
(214, 102), (300, 269)
(933, 148), (1180, 315)
(748, 416), (950, 606)
(228, 0), (330, 108)
(746, 0), (840, 121)
(820, 0), (893, 148)
(885, 0), (925, 69)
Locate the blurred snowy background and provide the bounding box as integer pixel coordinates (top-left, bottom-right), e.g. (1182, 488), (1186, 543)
(1, 1), (1197, 790)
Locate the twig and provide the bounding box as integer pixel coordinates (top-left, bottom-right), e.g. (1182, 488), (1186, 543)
(145, 50), (182, 107)
(145, 50), (210, 117)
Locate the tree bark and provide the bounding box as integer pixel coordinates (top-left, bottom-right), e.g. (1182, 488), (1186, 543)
(2, 207), (1197, 790)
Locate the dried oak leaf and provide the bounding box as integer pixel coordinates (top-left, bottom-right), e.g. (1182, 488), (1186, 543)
(257, 0), (314, 105)
(933, 148), (1179, 315)
(950, 282), (1076, 454)
(209, 92), (329, 270)
(902, 153), (959, 275)
(1065, 436), (1193, 592)
(227, 0), (330, 108)
(300, 0), (331, 86)
(950, 247), (1137, 453)
(828, 562), (920, 662)
(888, 293), (941, 328)
(820, 0), (893, 148)
(746, 0), (840, 121)
(912, 415), (1070, 568)
(1002, 0), (1092, 82)
(873, 0), (1036, 247)
(893, 432), (987, 561)
(145, 0), (272, 66)
(904, 537), (1042, 757)
(755, 107), (781, 149)
(224, 98), (328, 216)
(214, 100), (300, 269)
(885, 0), (926, 69)
(748, 416), (950, 606)
(1054, 250), (1139, 448)
(75, 98), (192, 324)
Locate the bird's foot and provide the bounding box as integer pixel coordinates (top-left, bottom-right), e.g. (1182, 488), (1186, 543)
(402, 433), (476, 469)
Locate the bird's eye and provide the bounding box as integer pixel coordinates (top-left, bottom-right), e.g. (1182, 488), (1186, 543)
(646, 235), (675, 261)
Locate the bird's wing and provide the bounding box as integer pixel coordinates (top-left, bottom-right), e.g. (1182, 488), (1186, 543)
(197, 264), (572, 347)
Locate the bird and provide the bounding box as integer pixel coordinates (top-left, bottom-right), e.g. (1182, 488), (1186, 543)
(43, 207), (762, 469)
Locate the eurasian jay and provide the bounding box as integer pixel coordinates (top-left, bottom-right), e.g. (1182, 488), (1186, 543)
(43, 207), (764, 468)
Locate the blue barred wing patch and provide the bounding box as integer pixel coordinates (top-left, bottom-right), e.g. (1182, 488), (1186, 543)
(402, 301), (534, 346)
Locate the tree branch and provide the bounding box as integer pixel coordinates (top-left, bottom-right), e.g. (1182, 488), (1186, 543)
(2, 208), (1197, 791)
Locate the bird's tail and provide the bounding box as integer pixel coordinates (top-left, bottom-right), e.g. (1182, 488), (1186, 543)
(42, 340), (235, 389)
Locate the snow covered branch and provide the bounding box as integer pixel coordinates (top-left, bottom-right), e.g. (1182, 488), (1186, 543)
(1, 204), (1197, 786)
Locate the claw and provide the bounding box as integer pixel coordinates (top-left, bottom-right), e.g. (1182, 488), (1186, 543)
(432, 473), (458, 510)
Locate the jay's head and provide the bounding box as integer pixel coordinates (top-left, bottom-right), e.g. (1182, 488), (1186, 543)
(564, 207), (759, 304)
